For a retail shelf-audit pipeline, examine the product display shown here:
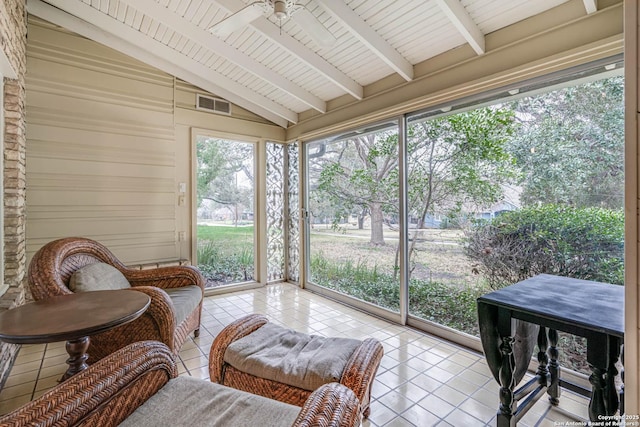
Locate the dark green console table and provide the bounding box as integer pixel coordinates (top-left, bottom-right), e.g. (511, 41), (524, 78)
(477, 274), (624, 426)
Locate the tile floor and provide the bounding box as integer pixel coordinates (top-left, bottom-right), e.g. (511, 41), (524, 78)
(0, 283), (590, 426)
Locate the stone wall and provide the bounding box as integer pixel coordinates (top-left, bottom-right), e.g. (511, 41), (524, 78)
(0, 0), (28, 388)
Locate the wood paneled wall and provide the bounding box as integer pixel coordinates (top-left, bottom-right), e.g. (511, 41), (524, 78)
(25, 18), (284, 265)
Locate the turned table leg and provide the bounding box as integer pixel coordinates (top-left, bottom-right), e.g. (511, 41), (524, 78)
(61, 336), (90, 381)
(536, 327), (549, 388)
(587, 334), (621, 421)
(547, 329), (561, 405)
(604, 339), (621, 416)
(620, 344), (625, 415)
(497, 335), (516, 427)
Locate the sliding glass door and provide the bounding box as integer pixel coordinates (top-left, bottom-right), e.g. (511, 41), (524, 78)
(305, 121), (401, 315)
(195, 135), (255, 289)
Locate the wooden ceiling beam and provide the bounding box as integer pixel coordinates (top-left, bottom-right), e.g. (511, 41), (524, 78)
(434, 0), (485, 55)
(118, 0), (326, 113)
(315, 0), (414, 81)
(210, 0), (364, 100)
(29, 0), (295, 126)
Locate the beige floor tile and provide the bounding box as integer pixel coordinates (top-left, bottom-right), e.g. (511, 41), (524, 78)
(34, 375), (61, 392)
(395, 381), (430, 403)
(0, 382), (33, 402)
(43, 345), (68, 359)
(443, 408), (485, 426)
(368, 400), (401, 426)
(38, 361), (66, 378)
(182, 355), (209, 371)
(376, 370), (408, 389)
(6, 360), (41, 375)
(424, 365), (456, 383)
(0, 395), (32, 415)
(16, 344), (46, 356)
(404, 355), (432, 372)
(417, 393), (455, 418)
(41, 354), (68, 368)
(458, 398), (495, 424)
(384, 416), (417, 427)
(411, 373), (443, 393)
(3, 370), (39, 388)
(378, 390), (414, 414)
(447, 375), (480, 396)
(432, 384), (467, 407)
(13, 351), (43, 365)
(179, 346), (206, 361)
(448, 351), (480, 367)
(436, 359), (465, 375)
(400, 404), (441, 426)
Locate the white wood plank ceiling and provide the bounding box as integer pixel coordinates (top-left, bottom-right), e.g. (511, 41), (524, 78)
(27, 0), (589, 128)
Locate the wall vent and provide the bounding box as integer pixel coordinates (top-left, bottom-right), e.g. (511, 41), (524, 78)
(196, 94), (231, 115)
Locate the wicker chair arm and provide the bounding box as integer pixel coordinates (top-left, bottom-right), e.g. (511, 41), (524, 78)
(208, 314), (269, 382)
(123, 286), (177, 347)
(0, 341), (176, 427)
(125, 265), (205, 292)
(292, 382), (361, 427)
(339, 338), (384, 411)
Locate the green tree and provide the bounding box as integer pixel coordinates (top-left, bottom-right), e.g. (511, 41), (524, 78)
(314, 130), (398, 245)
(196, 137), (225, 207)
(406, 107), (517, 273)
(312, 107), (517, 251)
(196, 138), (254, 225)
(408, 107), (517, 230)
(507, 76), (624, 208)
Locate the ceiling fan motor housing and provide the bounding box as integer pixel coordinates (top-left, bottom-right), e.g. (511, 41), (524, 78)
(273, 1), (289, 20)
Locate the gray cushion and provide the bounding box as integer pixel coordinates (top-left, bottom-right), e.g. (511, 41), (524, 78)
(224, 322), (362, 391)
(163, 286), (201, 325)
(118, 376), (300, 427)
(69, 263), (131, 292)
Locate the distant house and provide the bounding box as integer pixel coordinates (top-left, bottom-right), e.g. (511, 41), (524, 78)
(470, 185), (522, 220)
(420, 184), (522, 228)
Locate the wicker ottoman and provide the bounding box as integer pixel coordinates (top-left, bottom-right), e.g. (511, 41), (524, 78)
(209, 314), (384, 418)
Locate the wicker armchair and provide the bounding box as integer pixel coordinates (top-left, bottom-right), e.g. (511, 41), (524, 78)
(27, 237), (204, 363)
(0, 341), (361, 427)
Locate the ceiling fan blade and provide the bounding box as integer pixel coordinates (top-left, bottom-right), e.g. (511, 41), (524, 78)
(210, 3), (266, 38)
(294, 8), (337, 48)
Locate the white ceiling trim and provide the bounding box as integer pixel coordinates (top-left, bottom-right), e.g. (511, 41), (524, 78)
(315, 0), (414, 81)
(118, 0), (326, 113)
(583, 0), (597, 14)
(30, 0), (294, 126)
(210, 0), (364, 100)
(434, 0), (485, 55)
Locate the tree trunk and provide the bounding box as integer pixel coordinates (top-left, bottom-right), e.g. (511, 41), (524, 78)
(370, 202), (385, 245)
(358, 207), (366, 230)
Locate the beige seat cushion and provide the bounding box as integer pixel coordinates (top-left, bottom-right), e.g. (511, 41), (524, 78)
(119, 376), (300, 427)
(224, 322), (362, 391)
(69, 263), (131, 292)
(164, 286), (202, 324)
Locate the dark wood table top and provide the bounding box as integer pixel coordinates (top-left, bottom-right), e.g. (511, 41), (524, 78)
(0, 290), (151, 344)
(477, 274), (624, 337)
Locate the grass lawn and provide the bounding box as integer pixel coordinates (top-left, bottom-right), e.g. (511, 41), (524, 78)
(197, 224), (253, 250)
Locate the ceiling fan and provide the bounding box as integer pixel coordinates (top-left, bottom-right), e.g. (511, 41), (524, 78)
(209, 0), (337, 48)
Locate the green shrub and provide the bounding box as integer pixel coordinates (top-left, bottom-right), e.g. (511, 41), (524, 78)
(464, 204), (624, 288)
(197, 241), (254, 285)
(310, 252), (483, 335)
